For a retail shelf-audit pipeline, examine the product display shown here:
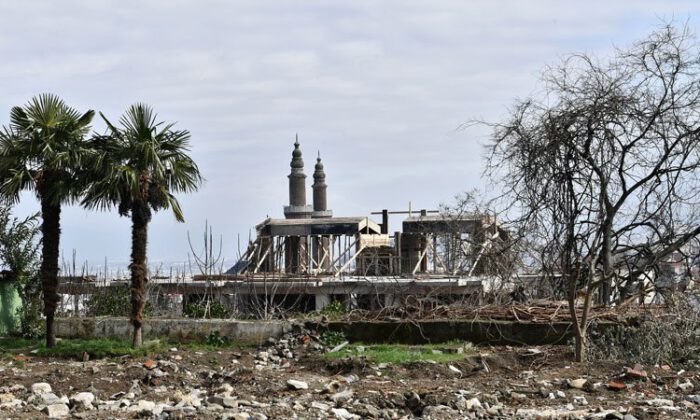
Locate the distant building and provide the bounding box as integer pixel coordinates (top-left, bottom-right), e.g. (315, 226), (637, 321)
(216, 137), (510, 314)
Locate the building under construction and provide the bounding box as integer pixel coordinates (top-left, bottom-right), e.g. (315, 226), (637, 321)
(55, 137), (513, 317)
(212, 137), (511, 314)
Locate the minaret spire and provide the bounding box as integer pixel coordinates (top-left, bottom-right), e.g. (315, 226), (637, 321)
(284, 135), (313, 219)
(312, 150), (332, 218)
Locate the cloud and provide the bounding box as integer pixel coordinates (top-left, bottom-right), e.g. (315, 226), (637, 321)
(1, 0), (699, 266)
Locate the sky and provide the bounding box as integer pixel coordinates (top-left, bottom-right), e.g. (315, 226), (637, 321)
(0, 1), (698, 273)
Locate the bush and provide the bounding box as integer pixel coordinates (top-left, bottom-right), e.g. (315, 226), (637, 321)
(0, 209), (43, 339)
(15, 274), (44, 339)
(320, 330), (347, 348)
(183, 299), (230, 319)
(588, 318), (700, 365)
(205, 331), (231, 346)
(319, 300), (346, 319)
(588, 294), (700, 365)
(85, 285), (152, 317)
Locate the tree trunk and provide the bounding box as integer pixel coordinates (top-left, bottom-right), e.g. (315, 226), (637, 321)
(133, 325), (142, 348)
(130, 201), (150, 348)
(574, 329), (587, 363)
(40, 199), (61, 348)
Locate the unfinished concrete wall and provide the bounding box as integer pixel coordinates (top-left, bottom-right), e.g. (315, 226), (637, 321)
(55, 317), (292, 345)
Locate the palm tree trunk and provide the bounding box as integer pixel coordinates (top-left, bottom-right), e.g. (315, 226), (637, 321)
(40, 198), (61, 348)
(130, 201), (149, 348)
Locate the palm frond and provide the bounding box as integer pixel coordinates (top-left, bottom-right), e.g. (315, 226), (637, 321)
(84, 103), (202, 220)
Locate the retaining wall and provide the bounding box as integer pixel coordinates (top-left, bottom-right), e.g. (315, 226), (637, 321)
(56, 317), (618, 346)
(55, 317), (293, 346)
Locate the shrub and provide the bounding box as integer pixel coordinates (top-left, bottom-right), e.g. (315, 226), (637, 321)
(588, 293), (700, 365)
(319, 299), (346, 319)
(320, 329), (347, 348)
(205, 331), (231, 346)
(183, 299), (230, 319)
(85, 285), (152, 317)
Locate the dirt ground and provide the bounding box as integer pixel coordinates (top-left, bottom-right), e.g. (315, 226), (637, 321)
(0, 334), (698, 419)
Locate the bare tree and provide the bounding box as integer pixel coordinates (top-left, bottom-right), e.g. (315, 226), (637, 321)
(486, 24), (700, 362)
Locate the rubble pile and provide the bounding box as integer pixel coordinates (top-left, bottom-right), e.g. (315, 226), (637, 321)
(1, 329), (700, 419)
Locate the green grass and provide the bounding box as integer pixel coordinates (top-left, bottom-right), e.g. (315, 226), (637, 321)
(325, 342), (475, 364)
(0, 336), (247, 359)
(0, 337), (38, 353)
(0, 337), (163, 358)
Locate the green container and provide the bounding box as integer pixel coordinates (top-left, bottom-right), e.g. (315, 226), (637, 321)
(0, 280), (20, 335)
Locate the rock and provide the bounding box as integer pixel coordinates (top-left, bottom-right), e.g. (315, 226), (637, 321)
(0, 393), (22, 409)
(331, 407), (356, 419)
(625, 368), (647, 380)
(422, 405), (458, 419)
(174, 389), (202, 407)
(517, 408), (589, 418)
(622, 415), (639, 420)
(31, 382), (52, 395)
(600, 411), (624, 420)
(206, 403), (224, 412)
(404, 391), (421, 411)
(329, 341), (349, 353)
(330, 389), (354, 405)
(311, 401), (331, 411)
(356, 346), (365, 353)
(40, 392), (64, 405)
(287, 379), (309, 390)
(572, 395), (588, 406)
(356, 404), (381, 418)
(647, 398), (674, 407)
(323, 380), (342, 394)
(686, 395), (700, 405)
(568, 378), (588, 389)
(128, 380), (142, 397)
(42, 403), (70, 418)
(448, 365), (462, 376)
(69, 392), (95, 410)
(128, 399), (157, 415)
(607, 381), (626, 391)
(465, 397), (482, 411)
(677, 380), (694, 392)
(226, 413), (252, 420)
(511, 392), (527, 401)
(216, 383), (234, 395)
(209, 395), (238, 408)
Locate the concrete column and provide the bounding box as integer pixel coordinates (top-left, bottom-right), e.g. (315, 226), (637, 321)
(315, 293), (331, 311)
(349, 293), (359, 309)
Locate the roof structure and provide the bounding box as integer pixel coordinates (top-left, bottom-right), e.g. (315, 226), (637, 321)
(402, 213), (495, 234)
(256, 217), (381, 236)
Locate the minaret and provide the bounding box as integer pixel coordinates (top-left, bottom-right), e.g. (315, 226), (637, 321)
(312, 151), (332, 218)
(284, 135), (313, 219)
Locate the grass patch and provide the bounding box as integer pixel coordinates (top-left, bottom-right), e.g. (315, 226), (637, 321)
(0, 337), (39, 353)
(325, 342), (474, 364)
(37, 338), (164, 358)
(0, 336), (247, 359)
(176, 340), (248, 352)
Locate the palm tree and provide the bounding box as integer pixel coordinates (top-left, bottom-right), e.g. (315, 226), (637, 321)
(0, 94), (94, 348)
(83, 104), (202, 347)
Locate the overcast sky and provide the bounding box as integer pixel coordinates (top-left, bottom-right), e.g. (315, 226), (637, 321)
(1, 1), (698, 272)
